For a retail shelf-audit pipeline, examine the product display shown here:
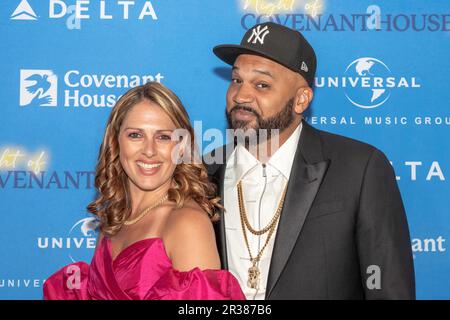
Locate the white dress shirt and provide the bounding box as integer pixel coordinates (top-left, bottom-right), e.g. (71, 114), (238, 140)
(224, 123), (302, 300)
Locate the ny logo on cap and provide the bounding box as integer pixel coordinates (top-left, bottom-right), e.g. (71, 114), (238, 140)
(247, 25), (270, 45)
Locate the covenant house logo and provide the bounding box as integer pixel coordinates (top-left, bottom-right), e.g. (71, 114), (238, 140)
(20, 70), (58, 107)
(241, 4), (450, 32)
(19, 69), (164, 108)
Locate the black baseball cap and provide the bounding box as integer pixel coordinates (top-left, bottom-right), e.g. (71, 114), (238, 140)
(213, 22), (317, 87)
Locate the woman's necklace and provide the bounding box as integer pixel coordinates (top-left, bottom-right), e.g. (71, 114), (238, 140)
(124, 194), (169, 226)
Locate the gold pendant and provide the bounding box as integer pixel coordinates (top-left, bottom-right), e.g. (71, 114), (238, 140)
(247, 264), (260, 289)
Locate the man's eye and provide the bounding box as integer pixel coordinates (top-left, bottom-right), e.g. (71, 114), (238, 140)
(256, 83), (269, 89)
(128, 132), (141, 139)
(231, 78), (242, 84)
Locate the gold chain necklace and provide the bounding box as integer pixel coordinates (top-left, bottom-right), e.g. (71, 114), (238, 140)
(124, 194), (169, 226)
(237, 180), (288, 289)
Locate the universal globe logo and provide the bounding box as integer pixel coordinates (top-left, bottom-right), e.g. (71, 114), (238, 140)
(38, 216), (100, 263)
(67, 217), (100, 262)
(316, 56), (421, 109)
(344, 58), (391, 109)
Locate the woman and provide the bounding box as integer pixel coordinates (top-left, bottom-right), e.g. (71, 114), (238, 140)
(43, 82), (245, 300)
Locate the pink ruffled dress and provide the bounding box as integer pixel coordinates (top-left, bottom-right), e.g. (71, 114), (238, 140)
(43, 237), (245, 300)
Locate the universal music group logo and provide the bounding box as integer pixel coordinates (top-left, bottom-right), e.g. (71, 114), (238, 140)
(315, 56), (421, 109)
(38, 216), (100, 263)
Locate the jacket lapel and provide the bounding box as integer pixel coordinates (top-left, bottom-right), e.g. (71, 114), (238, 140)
(208, 143), (234, 270)
(266, 121), (330, 298)
(212, 162), (228, 269)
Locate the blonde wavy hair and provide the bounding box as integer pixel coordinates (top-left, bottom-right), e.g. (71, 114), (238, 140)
(87, 82), (220, 237)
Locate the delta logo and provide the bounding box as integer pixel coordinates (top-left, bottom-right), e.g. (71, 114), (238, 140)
(10, 0), (38, 20)
(10, 0), (158, 22)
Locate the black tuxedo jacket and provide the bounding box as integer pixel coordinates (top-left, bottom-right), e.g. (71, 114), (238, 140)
(205, 121), (415, 299)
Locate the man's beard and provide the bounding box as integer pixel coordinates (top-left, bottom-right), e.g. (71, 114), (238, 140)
(226, 97), (295, 134)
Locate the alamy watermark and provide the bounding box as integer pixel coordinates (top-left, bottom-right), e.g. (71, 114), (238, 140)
(170, 124), (281, 166)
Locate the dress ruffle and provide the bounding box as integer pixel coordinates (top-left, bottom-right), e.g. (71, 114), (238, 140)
(145, 268), (245, 300)
(43, 237), (245, 300)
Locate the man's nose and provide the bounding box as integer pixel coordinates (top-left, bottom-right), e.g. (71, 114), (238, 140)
(233, 84), (254, 105)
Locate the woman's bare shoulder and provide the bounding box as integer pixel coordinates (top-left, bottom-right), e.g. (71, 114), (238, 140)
(164, 200), (213, 236)
(162, 200), (220, 270)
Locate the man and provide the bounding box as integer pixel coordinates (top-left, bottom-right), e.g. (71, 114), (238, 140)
(206, 22), (415, 299)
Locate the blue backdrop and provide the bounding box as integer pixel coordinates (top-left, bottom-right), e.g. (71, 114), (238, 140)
(0, 0), (449, 299)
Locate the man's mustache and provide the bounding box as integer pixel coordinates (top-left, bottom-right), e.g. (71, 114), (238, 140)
(230, 105), (260, 117)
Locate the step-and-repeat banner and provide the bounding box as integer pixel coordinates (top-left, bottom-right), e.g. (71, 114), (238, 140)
(0, 0), (449, 299)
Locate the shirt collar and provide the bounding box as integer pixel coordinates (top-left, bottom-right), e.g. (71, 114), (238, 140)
(225, 143), (259, 187)
(268, 122), (302, 179)
(225, 122), (303, 186)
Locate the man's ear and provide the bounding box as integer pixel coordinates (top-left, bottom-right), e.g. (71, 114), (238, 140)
(294, 87), (313, 114)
